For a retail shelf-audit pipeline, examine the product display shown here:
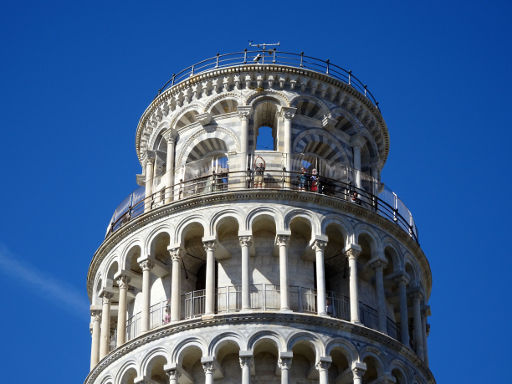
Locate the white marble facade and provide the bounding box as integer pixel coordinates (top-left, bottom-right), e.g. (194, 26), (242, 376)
(86, 57), (434, 384)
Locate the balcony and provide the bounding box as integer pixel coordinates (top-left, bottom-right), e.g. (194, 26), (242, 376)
(106, 168), (418, 243)
(123, 285), (399, 344)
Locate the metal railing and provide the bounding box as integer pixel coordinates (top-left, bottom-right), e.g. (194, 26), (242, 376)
(107, 169), (418, 243)
(156, 49), (379, 109)
(123, 286), (399, 344)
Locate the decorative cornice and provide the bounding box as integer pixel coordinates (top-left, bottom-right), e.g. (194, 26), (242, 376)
(83, 312), (435, 384)
(87, 190), (432, 300)
(135, 65), (389, 166)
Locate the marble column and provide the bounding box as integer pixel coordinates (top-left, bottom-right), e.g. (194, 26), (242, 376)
(238, 106), (252, 170)
(99, 291), (113, 359)
(204, 240), (216, 316)
(144, 151), (156, 212)
(202, 358), (215, 384)
(312, 239), (328, 316)
(239, 236), (252, 311)
(239, 353), (253, 384)
(397, 274), (410, 346)
(280, 107), (296, 173)
(169, 247), (182, 322)
(422, 305), (429, 366)
(276, 234), (291, 311)
(345, 244), (362, 324)
(116, 275), (129, 346)
(351, 135), (365, 190)
(166, 368), (180, 384)
(351, 361), (367, 384)
(163, 130), (176, 203)
(278, 354), (292, 384)
(371, 258), (387, 333)
(316, 357), (332, 384)
(139, 259), (154, 332)
(89, 310), (101, 370)
(413, 291), (425, 360)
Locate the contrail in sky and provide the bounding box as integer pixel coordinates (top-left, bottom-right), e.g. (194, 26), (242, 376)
(0, 244), (89, 321)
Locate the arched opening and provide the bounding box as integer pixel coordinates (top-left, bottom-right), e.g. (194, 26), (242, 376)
(146, 355), (168, 384)
(357, 233), (378, 329)
(362, 356), (381, 384)
(290, 340), (316, 382)
(253, 339), (279, 383)
(178, 345), (204, 383)
(392, 368), (407, 384)
(216, 340), (242, 383)
(210, 99), (238, 116)
(384, 246), (400, 339)
(251, 214), (277, 309)
(324, 223), (349, 319)
(328, 347), (351, 383)
(181, 222), (206, 319)
(289, 217), (314, 313)
(215, 216), (240, 313)
(120, 367), (137, 384)
(253, 100), (279, 151)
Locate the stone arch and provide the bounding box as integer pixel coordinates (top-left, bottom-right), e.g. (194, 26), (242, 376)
(120, 239), (143, 271)
(359, 346), (385, 374)
(176, 126), (239, 169)
(208, 96), (239, 116)
(284, 208), (320, 237)
(246, 207), (284, 233)
(325, 339), (358, 363)
(147, 120), (173, 154)
(293, 128), (349, 165)
(171, 336), (208, 364)
(204, 92), (241, 112)
(247, 330), (286, 352)
(210, 210), (243, 238)
(355, 224), (382, 255)
(382, 241), (402, 273)
(169, 104), (203, 130)
(208, 331), (245, 357)
(144, 224), (173, 256)
(115, 361), (138, 384)
(99, 375), (114, 384)
(245, 90), (290, 108)
(286, 331), (323, 360)
(140, 347), (170, 378)
(174, 215), (208, 246)
(290, 94), (330, 119)
(404, 254), (419, 286)
(320, 215), (354, 243)
(104, 257), (120, 289)
(389, 359), (410, 384)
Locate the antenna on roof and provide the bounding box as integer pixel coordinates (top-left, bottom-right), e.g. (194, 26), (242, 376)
(248, 41), (281, 51)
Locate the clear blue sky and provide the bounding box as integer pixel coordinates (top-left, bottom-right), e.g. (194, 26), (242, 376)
(0, 1), (510, 382)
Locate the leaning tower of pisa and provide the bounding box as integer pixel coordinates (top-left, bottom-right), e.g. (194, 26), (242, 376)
(85, 48), (435, 384)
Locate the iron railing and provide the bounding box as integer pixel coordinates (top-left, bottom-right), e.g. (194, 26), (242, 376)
(156, 49), (379, 109)
(107, 169), (418, 243)
(123, 286), (399, 344)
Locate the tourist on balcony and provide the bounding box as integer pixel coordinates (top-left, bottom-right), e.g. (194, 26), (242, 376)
(254, 157), (266, 188)
(298, 167), (307, 190)
(163, 306), (170, 324)
(310, 168), (319, 192)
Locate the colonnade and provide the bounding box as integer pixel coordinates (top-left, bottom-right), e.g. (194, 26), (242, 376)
(90, 236), (429, 370)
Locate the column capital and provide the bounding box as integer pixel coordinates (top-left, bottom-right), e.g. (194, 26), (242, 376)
(138, 259), (154, 271)
(168, 247), (183, 261)
(344, 243), (362, 259)
(395, 272), (410, 285)
(237, 105), (252, 119)
(116, 275), (130, 289)
(350, 134), (366, 148)
(368, 257), (387, 270)
(90, 309), (101, 322)
(239, 354), (253, 368)
(316, 356), (332, 370)
(203, 240), (217, 252)
(279, 106), (297, 120)
(99, 289), (114, 301)
(201, 356), (216, 375)
(351, 361), (367, 378)
(239, 235), (253, 247)
(163, 128), (178, 143)
(312, 239), (328, 251)
(143, 150), (156, 164)
(275, 234), (291, 246)
(165, 368), (180, 381)
(278, 355), (293, 370)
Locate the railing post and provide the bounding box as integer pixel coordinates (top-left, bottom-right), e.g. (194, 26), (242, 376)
(215, 53), (220, 68)
(171, 74), (175, 86)
(326, 59), (330, 74)
(243, 49), (247, 64)
(272, 48), (276, 63)
(364, 84), (368, 97)
(300, 52), (304, 67)
(348, 70), (352, 85)
(190, 65), (194, 76)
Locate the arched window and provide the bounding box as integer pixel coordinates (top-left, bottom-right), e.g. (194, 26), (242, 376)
(256, 125), (275, 150)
